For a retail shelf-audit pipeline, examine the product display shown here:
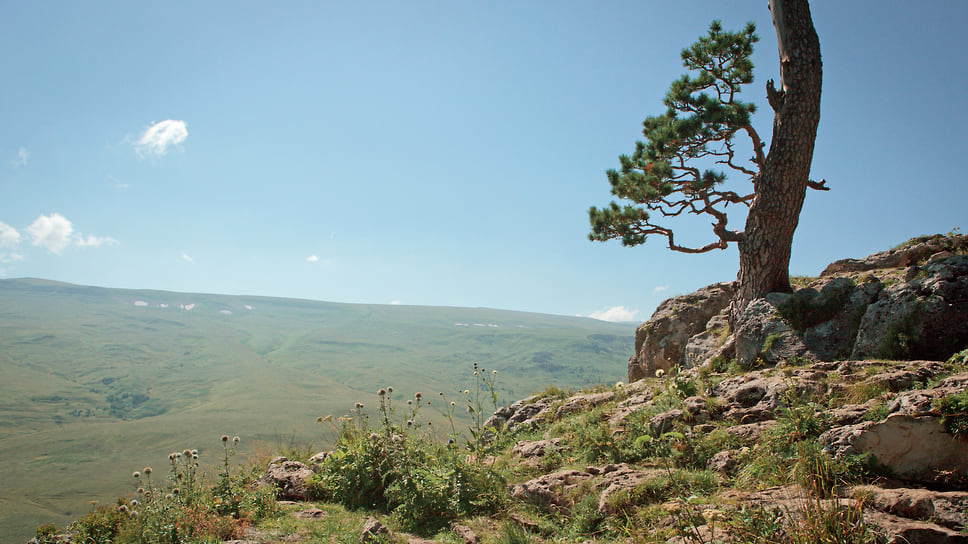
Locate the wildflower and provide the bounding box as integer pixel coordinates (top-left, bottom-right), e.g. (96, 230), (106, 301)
(165, 494), (174, 501)
(172, 488), (180, 495)
(407, 400), (412, 405)
(143, 467), (152, 475)
(406, 419), (413, 426)
(233, 436), (240, 444)
(192, 454), (198, 460)
(169, 453), (177, 461)
(355, 402), (364, 409)
(448, 438), (455, 445)
(378, 388), (387, 396)
(414, 392), (422, 400)
(427, 421), (432, 426)
(369, 433), (380, 441)
(615, 381), (624, 388)
(474, 371), (478, 376)
(132, 471), (140, 479)
(450, 401), (456, 406)
(439, 392), (444, 396)
(322, 414), (333, 423)
(387, 386), (393, 393)
(463, 389), (470, 395)
(316, 416), (323, 422)
(493, 370), (498, 375)
(182, 449), (192, 457)
(221, 435), (229, 442)
(655, 369), (665, 378)
(130, 499), (140, 507)
(129, 510), (139, 519)
(191, 450), (198, 456)
(137, 488), (145, 495)
(118, 504), (129, 513)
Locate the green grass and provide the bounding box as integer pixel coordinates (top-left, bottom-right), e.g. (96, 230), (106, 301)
(0, 278), (633, 543)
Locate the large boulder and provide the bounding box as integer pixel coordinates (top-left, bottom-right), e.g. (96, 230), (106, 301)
(821, 414), (968, 487)
(851, 255), (968, 360)
(628, 282), (734, 381)
(260, 457), (315, 501)
(732, 295), (814, 367)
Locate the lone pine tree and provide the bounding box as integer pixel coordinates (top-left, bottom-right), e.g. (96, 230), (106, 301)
(589, 0), (824, 325)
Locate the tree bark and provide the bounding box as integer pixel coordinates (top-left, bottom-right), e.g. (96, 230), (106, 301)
(732, 0), (822, 323)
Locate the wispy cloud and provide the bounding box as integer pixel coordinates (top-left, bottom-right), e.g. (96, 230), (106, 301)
(390, 300), (401, 305)
(75, 234), (119, 248)
(652, 285), (669, 295)
(135, 120), (188, 157)
(11, 147), (29, 168)
(306, 254), (319, 263)
(182, 253), (195, 264)
(23, 213), (117, 254)
(108, 175), (129, 189)
(0, 221), (21, 247)
(588, 306), (640, 323)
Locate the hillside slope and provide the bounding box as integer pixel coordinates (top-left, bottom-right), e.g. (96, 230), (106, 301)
(0, 279), (632, 543)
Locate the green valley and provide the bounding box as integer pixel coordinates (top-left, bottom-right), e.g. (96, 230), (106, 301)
(0, 278), (632, 543)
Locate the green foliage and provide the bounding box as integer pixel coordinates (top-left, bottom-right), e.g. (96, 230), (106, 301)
(605, 469), (717, 515)
(721, 500), (878, 544)
(589, 20), (761, 250)
(68, 504), (126, 544)
(33, 523), (60, 544)
(497, 520), (535, 544)
(934, 389), (968, 437)
(313, 372), (506, 535)
(53, 436), (279, 544)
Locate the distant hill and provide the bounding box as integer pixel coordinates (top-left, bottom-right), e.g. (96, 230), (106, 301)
(0, 278), (632, 543)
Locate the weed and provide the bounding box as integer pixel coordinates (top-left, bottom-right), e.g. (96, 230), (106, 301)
(934, 389), (968, 437)
(497, 520), (535, 544)
(312, 366), (507, 535)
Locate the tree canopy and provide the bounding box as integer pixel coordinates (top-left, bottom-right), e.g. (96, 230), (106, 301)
(589, 0), (824, 319)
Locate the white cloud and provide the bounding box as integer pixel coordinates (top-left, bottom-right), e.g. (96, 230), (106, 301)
(75, 234), (119, 248)
(135, 120), (188, 157)
(219, 309), (233, 315)
(306, 254), (319, 262)
(26, 213), (73, 254)
(0, 221), (20, 247)
(588, 306), (640, 323)
(652, 285), (669, 295)
(182, 253), (194, 264)
(24, 213), (117, 254)
(12, 147), (29, 167)
(0, 252), (23, 263)
(390, 300), (401, 305)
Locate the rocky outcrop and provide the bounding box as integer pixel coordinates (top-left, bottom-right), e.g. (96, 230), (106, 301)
(821, 233), (967, 276)
(628, 282), (734, 380)
(851, 255), (968, 360)
(629, 234), (968, 377)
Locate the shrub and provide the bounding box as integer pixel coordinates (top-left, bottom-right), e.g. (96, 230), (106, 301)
(934, 389), (968, 438)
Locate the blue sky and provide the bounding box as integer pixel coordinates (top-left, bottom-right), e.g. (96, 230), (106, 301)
(1, 1), (965, 322)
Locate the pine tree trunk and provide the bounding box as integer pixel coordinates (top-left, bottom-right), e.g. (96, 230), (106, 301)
(732, 0), (822, 323)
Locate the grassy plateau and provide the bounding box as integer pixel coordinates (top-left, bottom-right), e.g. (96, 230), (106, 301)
(0, 278), (632, 543)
